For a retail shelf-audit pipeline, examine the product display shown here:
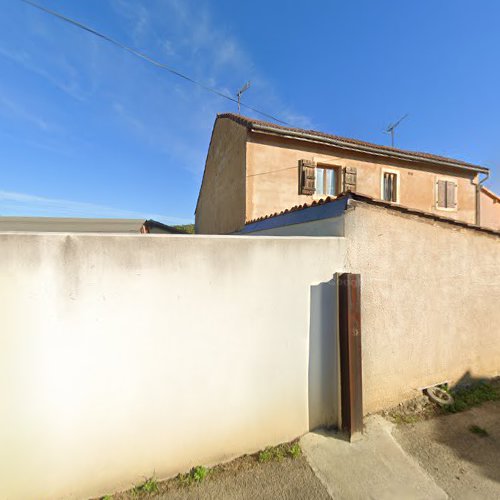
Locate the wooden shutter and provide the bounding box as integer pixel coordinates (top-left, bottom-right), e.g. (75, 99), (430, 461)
(299, 159), (316, 195)
(437, 180), (446, 208)
(446, 181), (457, 208)
(343, 167), (357, 192)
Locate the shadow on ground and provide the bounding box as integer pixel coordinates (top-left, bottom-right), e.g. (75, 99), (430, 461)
(432, 372), (500, 486)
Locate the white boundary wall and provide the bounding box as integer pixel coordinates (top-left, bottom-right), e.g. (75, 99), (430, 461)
(0, 233), (345, 500)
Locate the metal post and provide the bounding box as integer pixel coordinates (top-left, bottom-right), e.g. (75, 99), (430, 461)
(338, 273), (363, 441)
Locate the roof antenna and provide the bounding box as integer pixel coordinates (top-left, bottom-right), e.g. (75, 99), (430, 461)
(384, 113), (408, 147)
(236, 81), (251, 114)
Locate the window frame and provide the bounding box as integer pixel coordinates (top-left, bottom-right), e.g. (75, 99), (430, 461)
(435, 177), (458, 212)
(313, 160), (341, 198)
(380, 168), (400, 204)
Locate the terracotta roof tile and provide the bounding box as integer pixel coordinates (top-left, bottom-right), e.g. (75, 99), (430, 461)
(244, 192), (500, 237)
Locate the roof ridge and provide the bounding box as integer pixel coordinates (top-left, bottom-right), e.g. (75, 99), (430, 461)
(217, 113), (486, 172)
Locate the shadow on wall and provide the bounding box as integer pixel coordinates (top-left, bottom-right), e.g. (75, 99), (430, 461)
(433, 371), (500, 485)
(308, 278), (339, 430)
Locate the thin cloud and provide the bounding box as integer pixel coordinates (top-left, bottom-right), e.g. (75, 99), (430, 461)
(105, 0), (312, 174)
(0, 191), (192, 225)
(0, 45), (87, 102)
(0, 95), (53, 132)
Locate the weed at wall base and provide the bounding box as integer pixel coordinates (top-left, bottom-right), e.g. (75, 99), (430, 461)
(258, 441), (302, 462)
(132, 476), (159, 496)
(177, 465), (209, 486)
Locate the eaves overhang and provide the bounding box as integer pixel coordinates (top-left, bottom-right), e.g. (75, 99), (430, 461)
(249, 123), (489, 175)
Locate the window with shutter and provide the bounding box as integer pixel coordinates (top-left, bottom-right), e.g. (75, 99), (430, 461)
(436, 179), (457, 209)
(437, 180), (447, 208)
(298, 160), (316, 195)
(383, 173), (398, 202)
(381, 169), (399, 203)
(446, 181), (457, 208)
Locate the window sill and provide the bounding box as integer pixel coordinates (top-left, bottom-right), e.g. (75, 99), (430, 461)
(313, 193), (338, 200)
(435, 206), (458, 213)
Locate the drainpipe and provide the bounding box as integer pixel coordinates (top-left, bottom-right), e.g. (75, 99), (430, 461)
(475, 171), (490, 226)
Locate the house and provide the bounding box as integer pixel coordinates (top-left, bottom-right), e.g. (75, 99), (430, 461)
(480, 186), (500, 230)
(196, 113), (499, 233)
(0, 216), (185, 234)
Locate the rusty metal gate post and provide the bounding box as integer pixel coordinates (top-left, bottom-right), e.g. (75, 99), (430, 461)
(338, 273), (363, 440)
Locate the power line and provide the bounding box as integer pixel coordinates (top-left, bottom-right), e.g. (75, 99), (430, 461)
(20, 0), (291, 125)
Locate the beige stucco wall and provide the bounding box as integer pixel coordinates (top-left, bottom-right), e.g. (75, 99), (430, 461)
(195, 119), (247, 234)
(0, 232), (345, 500)
(246, 131), (478, 225)
(480, 189), (500, 230)
(344, 203), (500, 414)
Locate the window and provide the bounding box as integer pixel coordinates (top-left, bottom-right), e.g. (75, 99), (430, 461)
(436, 180), (457, 209)
(315, 166), (337, 196)
(382, 171), (399, 202)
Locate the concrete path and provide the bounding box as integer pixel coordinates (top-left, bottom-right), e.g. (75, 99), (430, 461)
(301, 415), (448, 500)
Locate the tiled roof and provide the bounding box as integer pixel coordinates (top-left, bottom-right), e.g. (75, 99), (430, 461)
(244, 192), (500, 237)
(218, 113), (488, 173)
(246, 195), (341, 225)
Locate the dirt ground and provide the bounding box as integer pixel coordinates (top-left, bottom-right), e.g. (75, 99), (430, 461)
(113, 455), (330, 500)
(393, 400), (500, 499)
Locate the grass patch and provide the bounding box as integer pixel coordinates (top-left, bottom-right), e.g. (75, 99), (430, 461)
(469, 424), (489, 437)
(258, 441), (301, 462)
(446, 381), (500, 414)
(132, 476), (159, 496)
(177, 465), (209, 486)
(390, 413), (419, 425)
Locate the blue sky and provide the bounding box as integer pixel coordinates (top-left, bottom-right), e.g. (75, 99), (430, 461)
(1, 0), (499, 223)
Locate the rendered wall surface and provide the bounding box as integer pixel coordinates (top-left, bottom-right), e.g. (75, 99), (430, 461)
(245, 131), (477, 226)
(344, 203), (500, 414)
(195, 119), (247, 234)
(480, 189), (500, 230)
(0, 233), (345, 500)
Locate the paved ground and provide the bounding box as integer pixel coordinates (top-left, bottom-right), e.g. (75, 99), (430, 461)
(301, 415), (447, 499)
(394, 400), (500, 499)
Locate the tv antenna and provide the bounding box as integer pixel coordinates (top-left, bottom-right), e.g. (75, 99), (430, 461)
(236, 81), (251, 114)
(385, 113), (408, 147)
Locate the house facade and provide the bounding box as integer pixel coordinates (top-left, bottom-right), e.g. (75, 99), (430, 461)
(481, 186), (500, 230)
(196, 113), (497, 234)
